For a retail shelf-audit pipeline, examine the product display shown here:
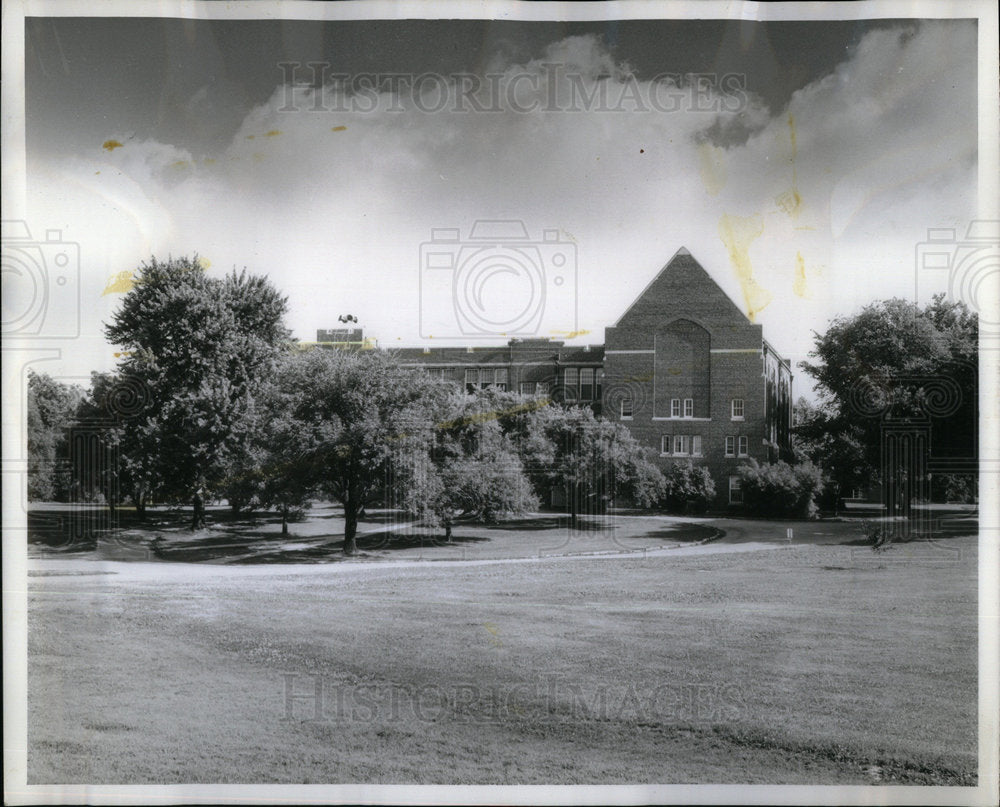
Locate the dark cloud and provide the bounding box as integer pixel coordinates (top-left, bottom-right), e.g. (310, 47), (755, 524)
(28, 17), (913, 158)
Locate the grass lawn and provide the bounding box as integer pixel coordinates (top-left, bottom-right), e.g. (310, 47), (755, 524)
(26, 508), (978, 785)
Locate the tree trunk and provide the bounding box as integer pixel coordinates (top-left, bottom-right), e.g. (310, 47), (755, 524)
(281, 506), (289, 536)
(569, 484), (579, 529)
(191, 491), (205, 531)
(134, 489), (146, 521)
(445, 521), (453, 543)
(344, 508), (358, 555)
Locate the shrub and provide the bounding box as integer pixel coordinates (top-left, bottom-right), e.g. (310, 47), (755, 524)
(932, 473), (977, 504)
(660, 461), (716, 515)
(629, 457), (668, 509)
(737, 458), (823, 519)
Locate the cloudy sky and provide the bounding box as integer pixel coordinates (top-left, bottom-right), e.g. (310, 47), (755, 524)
(16, 11), (983, 395)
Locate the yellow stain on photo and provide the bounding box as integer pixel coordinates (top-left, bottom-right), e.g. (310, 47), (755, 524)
(718, 212), (772, 322)
(101, 270), (134, 296)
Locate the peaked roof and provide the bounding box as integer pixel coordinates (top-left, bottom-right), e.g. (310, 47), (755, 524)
(612, 247), (751, 328)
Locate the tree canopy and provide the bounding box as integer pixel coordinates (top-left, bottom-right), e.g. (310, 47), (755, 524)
(280, 348), (447, 554)
(399, 388), (539, 542)
(518, 403), (664, 524)
(104, 257), (290, 512)
(799, 295), (977, 511)
(26, 370), (81, 502)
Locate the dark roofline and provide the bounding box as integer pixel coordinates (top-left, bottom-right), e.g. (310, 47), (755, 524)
(762, 337), (793, 374)
(612, 247), (752, 328)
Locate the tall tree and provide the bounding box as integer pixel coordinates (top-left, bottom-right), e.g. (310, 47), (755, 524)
(800, 296), (977, 515)
(26, 370), (81, 501)
(520, 404), (664, 526)
(72, 372), (124, 515)
(792, 396), (867, 514)
(104, 257), (290, 522)
(226, 362), (322, 534)
(399, 389), (539, 542)
(282, 348), (445, 554)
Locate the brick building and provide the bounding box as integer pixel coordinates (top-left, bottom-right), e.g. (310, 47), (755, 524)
(328, 248), (793, 509)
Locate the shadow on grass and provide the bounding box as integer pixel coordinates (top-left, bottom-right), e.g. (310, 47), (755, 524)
(478, 515), (621, 533)
(143, 523), (495, 564)
(356, 530), (492, 552)
(27, 507), (247, 547)
(217, 529), (494, 564)
(146, 531), (346, 564)
(641, 525), (722, 544)
(28, 503), (725, 564)
(224, 543), (351, 564)
(837, 517), (978, 547)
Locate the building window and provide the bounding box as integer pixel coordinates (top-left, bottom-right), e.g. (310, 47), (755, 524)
(580, 368), (594, 401)
(564, 367), (579, 401)
(671, 398), (681, 417)
(738, 435), (749, 457)
(465, 368), (479, 392)
(520, 381), (536, 395)
(595, 369), (604, 402)
(725, 436), (735, 457)
(673, 435), (690, 455)
(729, 475), (743, 504)
(731, 398), (744, 420)
(620, 397), (634, 419)
(536, 380), (550, 396)
(661, 435), (671, 455)
(683, 398), (694, 418)
(691, 435), (703, 456)
(494, 368), (508, 391)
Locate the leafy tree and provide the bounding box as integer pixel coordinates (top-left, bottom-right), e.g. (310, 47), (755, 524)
(72, 372), (127, 514)
(737, 458), (824, 519)
(399, 389), (539, 542)
(77, 373), (159, 518)
(26, 370), (81, 501)
(104, 257), (289, 522)
(227, 360), (323, 534)
(281, 348), (445, 554)
(791, 396), (866, 514)
(935, 473), (977, 504)
(800, 296), (977, 515)
(520, 404), (664, 526)
(660, 461), (715, 515)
